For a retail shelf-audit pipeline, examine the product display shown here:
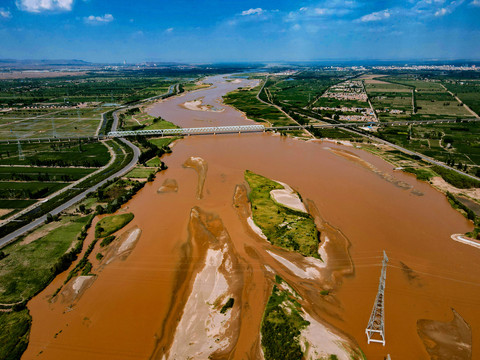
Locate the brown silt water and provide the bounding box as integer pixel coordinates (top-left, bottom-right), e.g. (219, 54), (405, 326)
(24, 75), (480, 360)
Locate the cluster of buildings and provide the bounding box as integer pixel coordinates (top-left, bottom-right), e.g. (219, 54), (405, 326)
(338, 113), (376, 122)
(372, 64), (478, 71)
(321, 80), (368, 102)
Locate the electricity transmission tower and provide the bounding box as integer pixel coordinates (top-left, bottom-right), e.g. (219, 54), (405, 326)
(365, 251), (389, 346)
(51, 118), (57, 138)
(17, 138), (24, 161)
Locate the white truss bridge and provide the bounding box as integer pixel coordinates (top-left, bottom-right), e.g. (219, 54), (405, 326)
(108, 124), (265, 137)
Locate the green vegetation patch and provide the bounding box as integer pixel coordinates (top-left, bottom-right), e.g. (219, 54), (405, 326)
(223, 86), (294, 127)
(0, 181), (68, 200)
(0, 215), (90, 303)
(125, 167), (157, 179)
(95, 213), (134, 238)
(245, 170), (320, 258)
(431, 166), (480, 189)
(0, 141), (110, 167)
(0, 309), (31, 360)
(261, 281), (309, 360)
(100, 235), (116, 247)
(148, 137), (179, 149)
(220, 297), (235, 314)
(402, 167), (436, 181)
(0, 166), (94, 182)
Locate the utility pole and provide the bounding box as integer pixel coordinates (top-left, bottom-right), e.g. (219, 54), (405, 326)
(17, 135), (25, 161)
(51, 118), (57, 138)
(366, 251), (389, 346)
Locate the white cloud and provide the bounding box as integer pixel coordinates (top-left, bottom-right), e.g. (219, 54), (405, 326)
(360, 9), (391, 22)
(470, 0), (480, 5)
(241, 8), (264, 16)
(165, 27), (173, 33)
(16, 0), (73, 13)
(292, 23), (301, 31)
(84, 14), (114, 24)
(0, 8), (12, 18)
(434, 7), (449, 15)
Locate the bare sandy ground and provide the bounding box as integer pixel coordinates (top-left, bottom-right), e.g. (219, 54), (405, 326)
(157, 178), (178, 193)
(165, 247), (233, 359)
(266, 250), (321, 279)
(328, 147), (419, 193)
(183, 156), (208, 199)
(247, 216), (268, 240)
(181, 98), (224, 112)
(0, 209), (13, 217)
(270, 180), (307, 213)
(431, 177), (480, 201)
(300, 312), (353, 360)
(417, 309), (472, 359)
(21, 221), (64, 245)
(153, 207), (243, 360)
(451, 234), (480, 250)
(101, 226), (142, 265)
(58, 275), (95, 304)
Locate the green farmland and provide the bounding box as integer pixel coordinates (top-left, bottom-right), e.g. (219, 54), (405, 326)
(0, 141), (109, 167)
(223, 85), (294, 127)
(0, 167), (94, 181)
(376, 122), (480, 175)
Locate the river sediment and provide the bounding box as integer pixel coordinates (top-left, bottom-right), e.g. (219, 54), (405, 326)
(23, 75), (480, 360)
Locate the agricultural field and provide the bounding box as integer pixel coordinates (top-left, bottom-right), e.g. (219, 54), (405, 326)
(0, 105), (111, 140)
(223, 85), (294, 127)
(368, 75), (474, 120)
(0, 140), (110, 218)
(364, 80), (413, 121)
(443, 80), (480, 116)
(376, 122), (480, 176)
(0, 215), (91, 304)
(262, 71), (344, 109)
(0, 70), (209, 140)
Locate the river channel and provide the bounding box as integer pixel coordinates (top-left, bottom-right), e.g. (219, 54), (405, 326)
(23, 75), (479, 360)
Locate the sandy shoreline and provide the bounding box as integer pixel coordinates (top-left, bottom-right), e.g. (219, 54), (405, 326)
(181, 98), (225, 112)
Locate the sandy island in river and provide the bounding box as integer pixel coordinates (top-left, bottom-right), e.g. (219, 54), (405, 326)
(234, 177), (360, 359)
(181, 97), (225, 112)
(150, 207), (243, 360)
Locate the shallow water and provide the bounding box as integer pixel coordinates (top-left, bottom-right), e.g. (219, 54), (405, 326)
(24, 75), (480, 360)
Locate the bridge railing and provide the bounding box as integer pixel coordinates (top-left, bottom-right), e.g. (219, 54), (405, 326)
(108, 124), (265, 137)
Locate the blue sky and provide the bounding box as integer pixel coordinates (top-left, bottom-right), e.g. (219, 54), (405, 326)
(0, 0), (479, 62)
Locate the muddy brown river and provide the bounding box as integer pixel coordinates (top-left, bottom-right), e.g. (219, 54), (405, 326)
(23, 75), (480, 360)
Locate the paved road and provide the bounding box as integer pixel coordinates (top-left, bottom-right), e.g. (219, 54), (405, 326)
(0, 138), (140, 248)
(357, 130), (480, 182)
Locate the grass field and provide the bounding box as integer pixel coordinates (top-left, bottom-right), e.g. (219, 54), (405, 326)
(0, 215), (91, 303)
(0, 181), (68, 199)
(143, 118), (179, 130)
(95, 213), (134, 238)
(245, 170), (320, 258)
(0, 166), (94, 181)
(148, 137), (179, 148)
(0, 310), (31, 360)
(223, 86), (294, 126)
(125, 167), (157, 179)
(261, 278), (309, 360)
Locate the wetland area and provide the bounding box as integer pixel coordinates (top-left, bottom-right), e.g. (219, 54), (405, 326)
(22, 75), (479, 359)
